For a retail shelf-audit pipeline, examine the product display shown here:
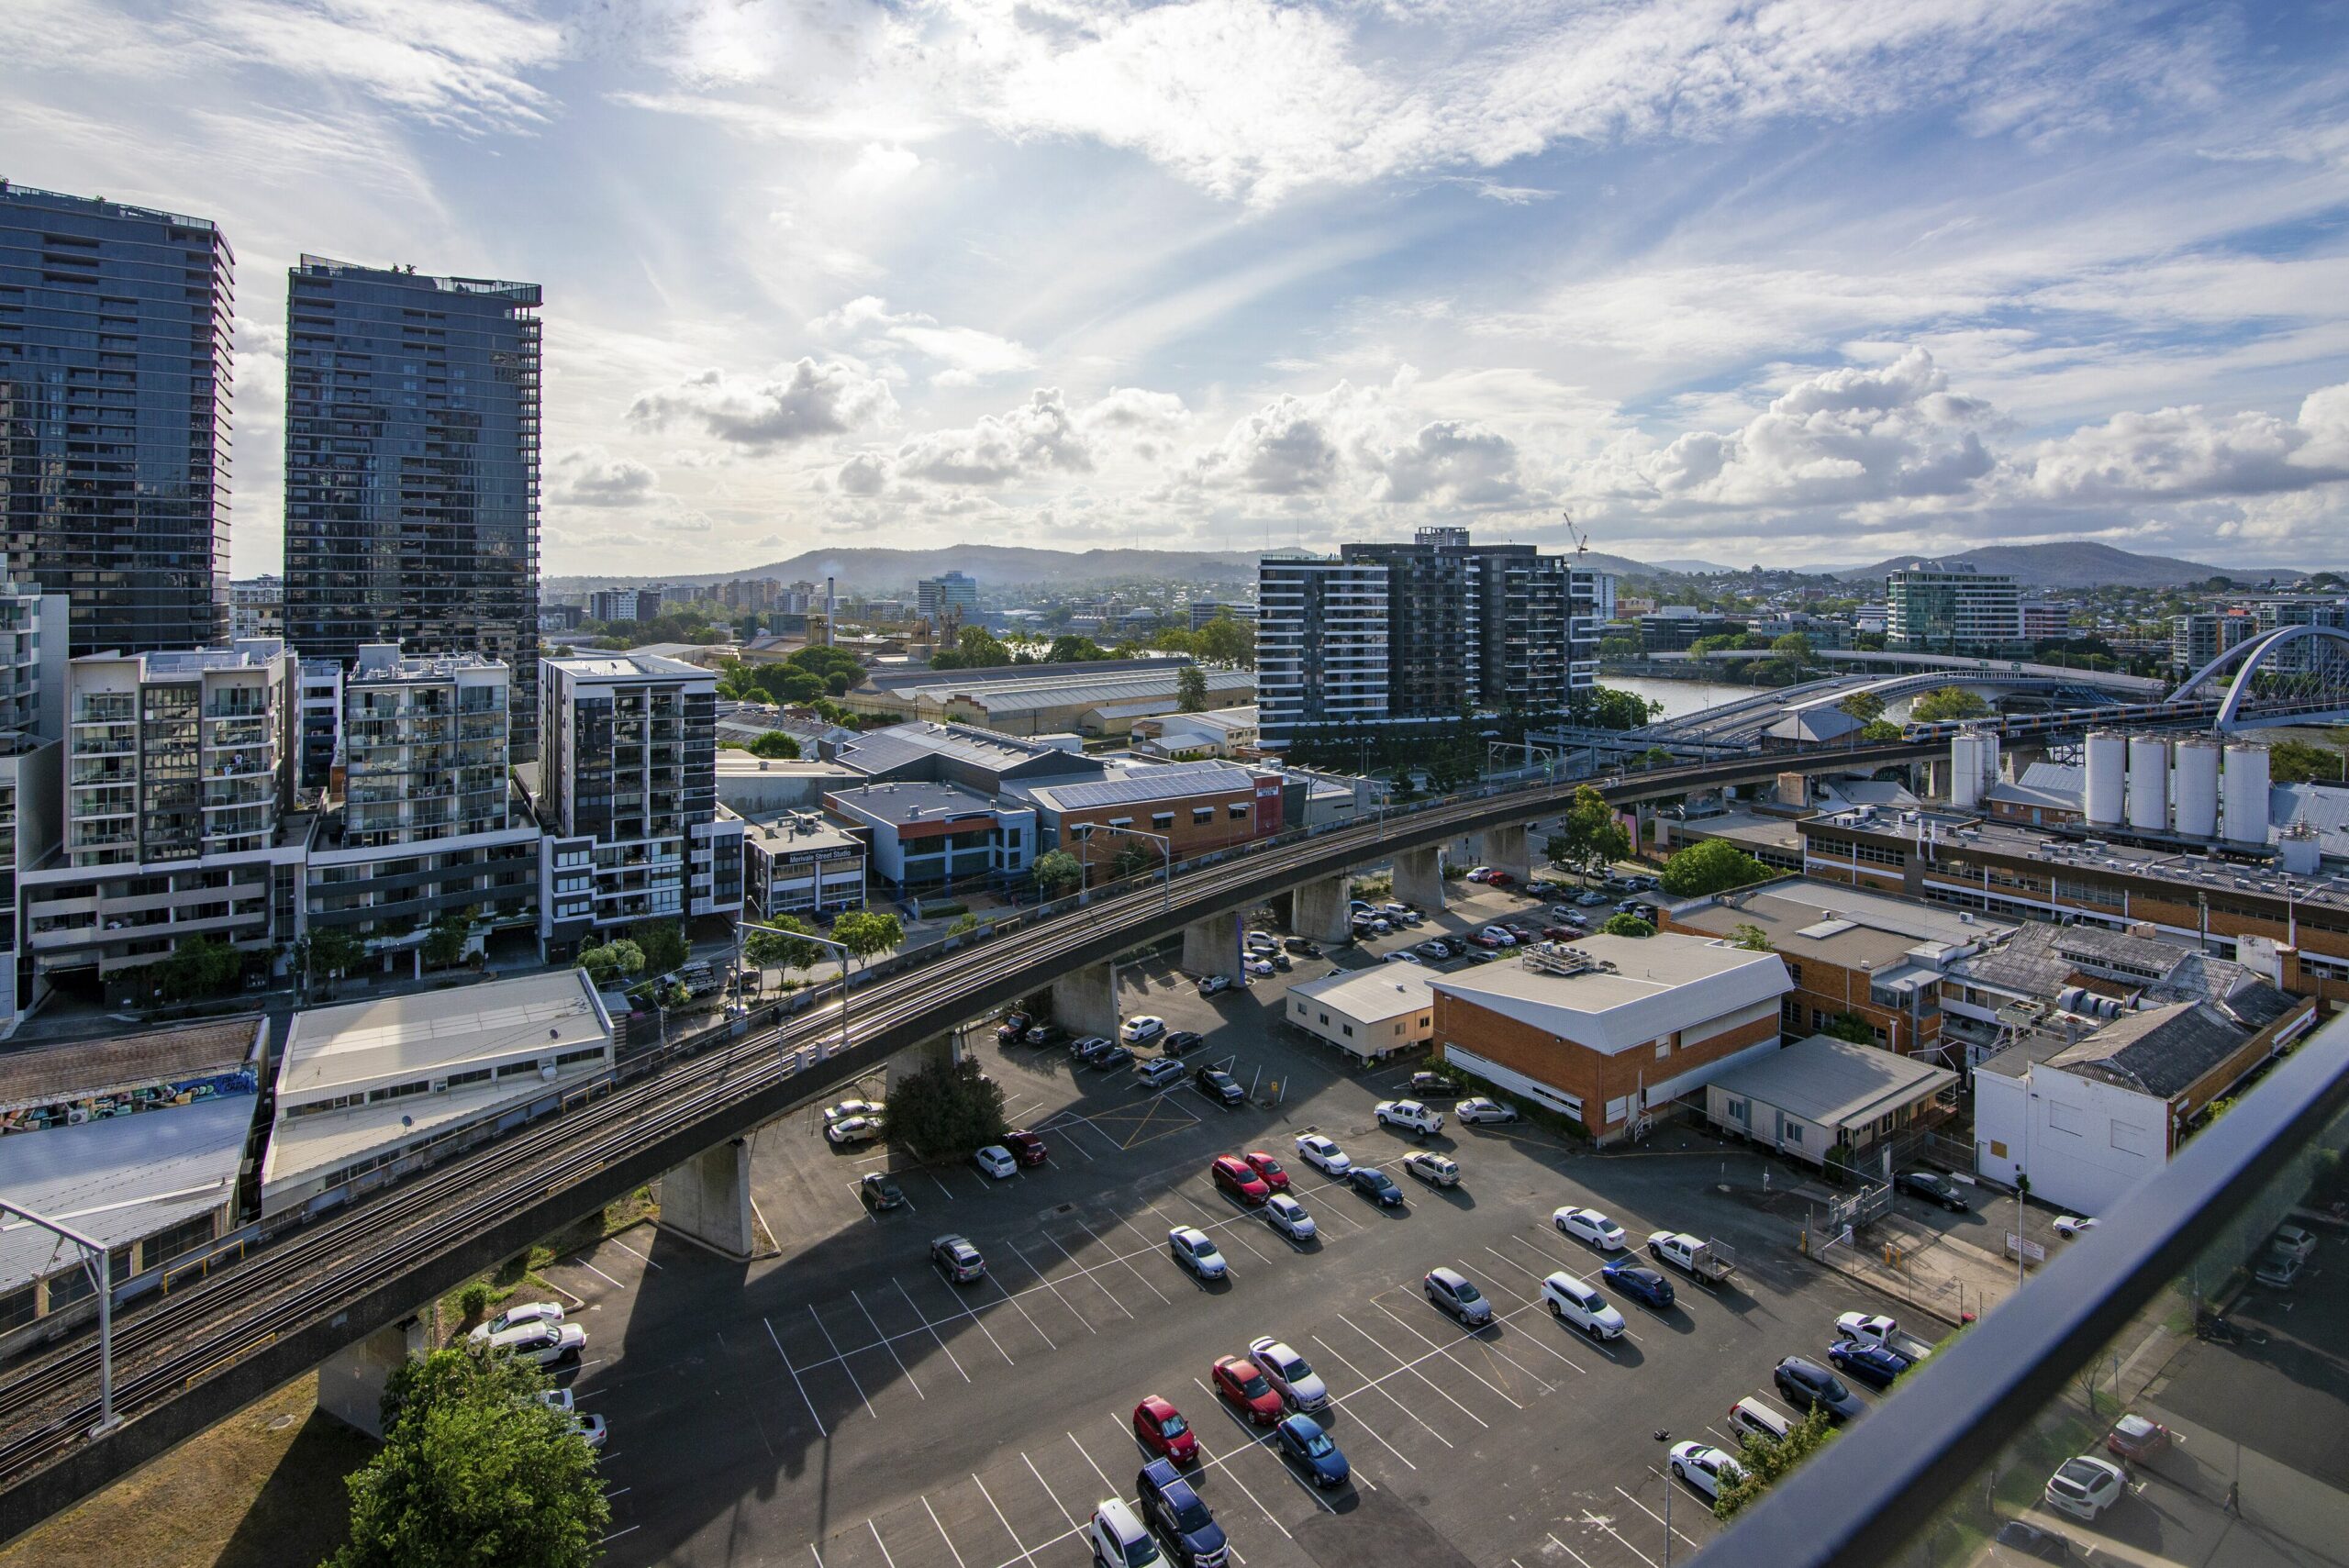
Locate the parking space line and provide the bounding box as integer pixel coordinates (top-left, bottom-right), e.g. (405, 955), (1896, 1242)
(930, 1273), (1021, 1366)
(1069, 1216), (1174, 1306)
(985, 1262), (1063, 1350)
(574, 1259), (628, 1291)
(1064, 1429), (1120, 1496)
(894, 1277), (973, 1383)
(866, 1518), (900, 1568)
(1170, 1192), (1274, 1264)
(1579, 1507), (1660, 1567)
(807, 1304), (878, 1422)
(604, 1234), (663, 1270)
(926, 1172), (958, 1202)
(849, 1288), (926, 1400)
(1002, 1239), (1093, 1335)
(1619, 1479), (1709, 1554)
(1021, 1451), (1080, 1532)
(970, 1473), (1040, 1568)
(1464, 1257), (1586, 1373)
(921, 1497), (969, 1568)
(1502, 1233), (1645, 1341)
(763, 1315), (829, 1438)
(1371, 1300), (1532, 1407)
(847, 1177), (919, 1220)
(1040, 1226), (1142, 1318)
(1545, 1530), (1601, 1568)
(1311, 1333), (1453, 1449)
(1304, 1367), (1416, 1472)
(1334, 1312), (1487, 1429)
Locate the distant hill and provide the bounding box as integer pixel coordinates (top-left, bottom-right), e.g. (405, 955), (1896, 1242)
(1642, 557), (1742, 575)
(1836, 541), (2309, 590)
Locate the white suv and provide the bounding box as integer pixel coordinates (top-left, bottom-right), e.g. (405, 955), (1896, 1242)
(1541, 1272), (1626, 1340)
(1090, 1497), (1162, 1567)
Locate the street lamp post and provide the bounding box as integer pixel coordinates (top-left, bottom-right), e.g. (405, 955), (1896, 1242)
(1074, 822), (1174, 915)
(734, 918), (857, 1062)
(1, 1201), (119, 1435)
(1654, 1429), (1674, 1568)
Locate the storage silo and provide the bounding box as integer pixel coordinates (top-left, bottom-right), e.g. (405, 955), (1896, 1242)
(1950, 733), (1987, 809)
(2222, 742), (2271, 843)
(2126, 735), (2169, 833)
(2173, 738), (2221, 839)
(2083, 730), (2127, 828)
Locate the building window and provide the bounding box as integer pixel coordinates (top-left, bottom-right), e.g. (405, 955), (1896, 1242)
(1342, 1023), (1353, 1037)
(1726, 1098), (1749, 1122)
(1228, 804), (1249, 819)
(1152, 812), (1174, 829)
(1784, 1124), (1804, 1144)
(1655, 1040), (1670, 1059)
(1193, 806), (1214, 824)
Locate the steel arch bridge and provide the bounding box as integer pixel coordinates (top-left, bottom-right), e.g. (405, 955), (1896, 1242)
(2168, 624), (2349, 729)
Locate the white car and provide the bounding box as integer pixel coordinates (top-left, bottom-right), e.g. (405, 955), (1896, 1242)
(1542, 1272), (1627, 1340)
(535, 1387), (574, 1415)
(1374, 1099), (1443, 1137)
(1244, 932), (1280, 953)
(471, 1301), (564, 1344)
(1384, 951), (1421, 965)
(1465, 866), (1493, 882)
(1478, 925), (1518, 947)
(484, 1321), (586, 1366)
(1263, 1194), (1317, 1242)
(1198, 973), (1233, 996)
(973, 1145), (1017, 1179)
(1295, 1133), (1352, 1175)
(1168, 1225), (1228, 1280)
(1553, 1206), (1628, 1251)
(1577, 891), (1609, 906)
(1668, 1441), (1745, 1503)
(2053, 1215), (2099, 1239)
(823, 1097), (885, 1124)
(2272, 1224), (2319, 1262)
(1454, 1097), (1518, 1124)
(2043, 1455), (2128, 1521)
(1120, 1015), (1166, 1044)
(571, 1412), (608, 1451)
(1244, 957), (1275, 976)
(826, 1115), (883, 1146)
(1247, 1338), (1331, 1411)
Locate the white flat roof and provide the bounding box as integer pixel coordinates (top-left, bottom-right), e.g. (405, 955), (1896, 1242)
(0, 1095), (253, 1292)
(278, 970), (610, 1101)
(1431, 933), (1789, 1054)
(1706, 1034), (1956, 1130)
(1287, 964), (1437, 1022)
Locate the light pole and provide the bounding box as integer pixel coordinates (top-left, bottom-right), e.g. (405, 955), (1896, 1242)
(734, 917), (857, 1061)
(1654, 1429), (1674, 1568)
(1, 1201), (119, 1435)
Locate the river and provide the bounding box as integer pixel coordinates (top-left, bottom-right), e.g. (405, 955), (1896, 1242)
(1603, 675), (1769, 721)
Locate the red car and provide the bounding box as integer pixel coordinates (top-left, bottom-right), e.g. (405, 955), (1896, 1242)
(1132, 1396), (1199, 1463)
(1468, 932), (1505, 949)
(1212, 1355), (1286, 1426)
(1210, 1154), (1272, 1205)
(1241, 1151), (1291, 1192)
(1486, 871), (1516, 887)
(1003, 1131), (1048, 1167)
(1541, 926), (1577, 941)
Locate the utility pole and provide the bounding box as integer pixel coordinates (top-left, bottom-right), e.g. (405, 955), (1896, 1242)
(1, 1202), (119, 1435)
(1654, 1429), (1674, 1568)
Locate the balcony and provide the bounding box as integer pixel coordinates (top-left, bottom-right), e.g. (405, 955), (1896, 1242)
(1700, 1011), (2349, 1567)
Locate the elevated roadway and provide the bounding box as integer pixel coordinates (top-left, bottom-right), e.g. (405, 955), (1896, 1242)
(0, 740), (1941, 1538)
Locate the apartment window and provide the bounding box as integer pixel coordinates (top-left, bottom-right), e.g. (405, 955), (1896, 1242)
(1342, 1024), (1353, 1038)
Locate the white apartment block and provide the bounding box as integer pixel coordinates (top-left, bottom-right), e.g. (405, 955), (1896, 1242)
(1887, 563), (2024, 655)
(1257, 560), (1390, 744)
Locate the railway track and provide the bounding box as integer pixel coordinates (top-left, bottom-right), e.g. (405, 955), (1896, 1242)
(0, 744), (1932, 1501)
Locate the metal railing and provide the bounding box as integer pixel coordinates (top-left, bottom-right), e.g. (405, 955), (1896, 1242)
(1697, 1009), (2349, 1565)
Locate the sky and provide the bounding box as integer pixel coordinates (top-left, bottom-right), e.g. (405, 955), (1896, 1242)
(6, 0), (2348, 580)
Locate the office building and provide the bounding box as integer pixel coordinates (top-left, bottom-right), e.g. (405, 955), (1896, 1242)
(0, 183), (234, 655)
(229, 576), (284, 640)
(1637, 607), (1737, 653)
(733, 806), (866, 920)
(823, 779), (1035, 894)
(2020, 600), (2074, 643)
(1187, 599), (1260, 632)
(279, 256), (542, 760)
(1257, 529), (1606, 746)
(588, 585), (665, 625)
(1886, 562), (2023, 655)
(539, 602), (584, 634)
(917, 571), (980, 626)
(1285, 965), (1436, 1062)
(535, 652), (740, 949)
(24, 639), (306, 992)
(2248, 595), (2348, 675)
(2171, 610), (2257, 673)
(1009, 759), (1286, 862)
(304, 647), (537, 948)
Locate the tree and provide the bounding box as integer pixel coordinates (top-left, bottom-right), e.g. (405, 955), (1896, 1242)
(420, 913), (474, 970)
(1660, 839), (1769, 897)
(747, 730), (801, 760)
(1193, 613), (1255, 669)
(629, 919), (689, 975)
(1859, 719), (1905, 742)
(1710, 1406), (1839, 1520)
(1689, 632), (1746, 659)
(1572, 686), (1664, 731)
(1771, 632), (1814, 663)
(948, 912), (981, 939)
(829, 909), (904, 961)
(1543, 785), (1631, 878)
(930, 626), (1013, 671)
(1727, 923), (1774, 951)
(576, 938), (645, 987)
(883, 1056), (1008, 1159)
(1909, 685), (1992, 723)
(128, 934), (249, 1002)
(2268, 739), (2347, 784)
(1638, 745), (1675, 769)
(327, 1348), (607, 1568)
(1599, 635), (1642, 662)
(1600, 914), (1655, 938)
(1823, 1012), (1877, 1045)
(1176, 664), (1208, 712)
(743, 916), (824, 972)
(1032, 849), (1083, 898)
(305, 927), (368, 984)
(1045, 634), (1110, 663)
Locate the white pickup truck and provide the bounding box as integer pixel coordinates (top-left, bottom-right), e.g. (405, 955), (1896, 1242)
(1833, 1312), (1936, 1362)
(1375, 1099), (1444, 1137)
(1646, 1231), (1737, 1288)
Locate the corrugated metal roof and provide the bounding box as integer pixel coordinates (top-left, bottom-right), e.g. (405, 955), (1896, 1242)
(1031, 762), (1258, 811)
(1706, 1034), (1954, 1129)
(0, 1095), (253, 1292)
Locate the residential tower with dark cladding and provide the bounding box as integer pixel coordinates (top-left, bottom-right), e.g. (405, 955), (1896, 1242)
(280, 256), (542, 760)
(0, 183), (233, 655)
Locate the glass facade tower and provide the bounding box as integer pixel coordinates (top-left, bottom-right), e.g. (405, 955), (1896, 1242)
(0, 183), (234, 656)
(280, 256), (542, 761)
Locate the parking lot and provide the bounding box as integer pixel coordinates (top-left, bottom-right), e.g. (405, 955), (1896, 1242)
(531, 875), (1921, 1568)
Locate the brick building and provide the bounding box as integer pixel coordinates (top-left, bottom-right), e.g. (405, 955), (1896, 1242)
(1430, 935), (1791, 1143)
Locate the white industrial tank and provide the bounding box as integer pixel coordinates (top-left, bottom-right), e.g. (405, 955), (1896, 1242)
(2278, 822), (2321, 876)
(1950, 733), (1986, 809)
(2173, 737), (2221, 839)
(2126, 735), (2169, 833)
(2222, 742), (2272, 843)
(2083, 730), (2127, 827)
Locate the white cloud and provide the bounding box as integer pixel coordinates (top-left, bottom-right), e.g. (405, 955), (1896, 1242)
(859, 388), (1096, 488)
(2013, 383), (2349, 503)
(550, 446), (660, 506)
(808, 295), (1036, 386)
(1181, 373), (1530, 508)
(627, 359), (898, 451)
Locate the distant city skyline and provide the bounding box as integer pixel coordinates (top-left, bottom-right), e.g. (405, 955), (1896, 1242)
(5, 1), (2346, 580)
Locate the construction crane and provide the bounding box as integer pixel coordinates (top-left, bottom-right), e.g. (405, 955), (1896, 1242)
(1562, 510), (1590, 560)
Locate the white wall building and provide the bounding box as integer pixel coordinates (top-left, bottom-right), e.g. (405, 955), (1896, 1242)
(1285, 965), (1437, 1061)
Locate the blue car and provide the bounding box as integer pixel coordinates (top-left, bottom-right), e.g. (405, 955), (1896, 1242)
(1136, 1457), (1229, 1567)
(1347, 1168), (1405, 1207)
(1826, 1340), (1910, 1391)
(1602, 1259), (1675, 1309)
(1274, 1413), (1350, 1488)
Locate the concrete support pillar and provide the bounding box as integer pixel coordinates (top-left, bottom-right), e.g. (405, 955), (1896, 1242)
(1183, 910), (1247, 984)
(1292, 874), (1353, 945)
(1051, 960), (1119, 1040)
(1924, 759), (1951, 801)
(1480, 823), (1532, 884)
(2002, 742), (2043, 783)
(657, 1138), (755, 1260)
(317, 1315), (428, 1438)
(890, 1031), (961, 1091)
(1392, 845), (1446, 911)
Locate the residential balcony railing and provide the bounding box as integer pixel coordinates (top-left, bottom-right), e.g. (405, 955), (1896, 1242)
(1698, 1010), (2349, 1567)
